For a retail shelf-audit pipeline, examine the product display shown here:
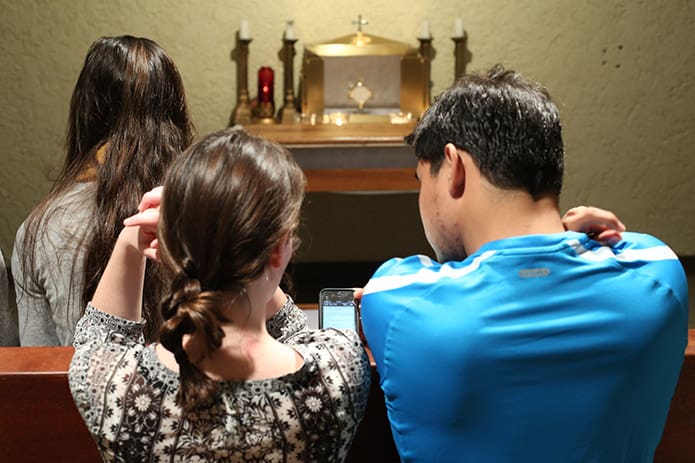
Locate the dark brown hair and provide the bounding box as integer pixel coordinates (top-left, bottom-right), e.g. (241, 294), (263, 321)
(20, 35), (194, 340)
(157, 128), (305, 410)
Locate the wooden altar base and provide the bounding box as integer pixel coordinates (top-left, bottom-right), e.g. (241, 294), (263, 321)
(243, 122), (419, 192)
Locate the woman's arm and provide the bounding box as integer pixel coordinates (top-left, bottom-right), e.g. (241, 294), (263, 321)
(11, 225), (58, 345)
(90, 225), (148, 321)
(1, 248), (19, 346)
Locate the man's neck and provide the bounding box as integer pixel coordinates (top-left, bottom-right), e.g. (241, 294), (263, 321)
(462, 189), (565, 256)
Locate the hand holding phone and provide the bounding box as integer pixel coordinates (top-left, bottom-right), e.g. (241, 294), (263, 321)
(319, 288), (359, 331)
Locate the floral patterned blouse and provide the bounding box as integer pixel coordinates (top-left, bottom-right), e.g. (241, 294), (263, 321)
(69, 298), (371, 462)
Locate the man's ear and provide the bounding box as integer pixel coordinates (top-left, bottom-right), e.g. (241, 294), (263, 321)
(444, 143), (465, 198)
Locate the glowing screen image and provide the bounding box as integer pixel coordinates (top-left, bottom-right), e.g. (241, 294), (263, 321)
(320, 298), (357, 331)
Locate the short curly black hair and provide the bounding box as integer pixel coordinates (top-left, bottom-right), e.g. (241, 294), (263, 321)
(406, 64), (564, 199)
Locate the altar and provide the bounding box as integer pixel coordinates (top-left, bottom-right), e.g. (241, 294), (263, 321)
(243, 122), (418, 192)
(231, 15), (469, 193)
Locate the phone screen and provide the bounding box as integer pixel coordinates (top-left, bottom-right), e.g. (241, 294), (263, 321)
(319, 289), (358, 331)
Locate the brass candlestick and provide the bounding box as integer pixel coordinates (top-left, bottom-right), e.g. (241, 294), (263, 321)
(231, 36), (253, 125)
(452, 34), (468, 83)
(278, 37), (299, 124)
(418, 37), (434, 107)
(255, 101), (276, 122)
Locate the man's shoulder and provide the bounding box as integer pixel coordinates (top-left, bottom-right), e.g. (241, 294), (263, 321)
(619, 231), (670, 248)
(610, 232), (682, 267)
(372, 255), (439, 277)
(363, 255), (441, 297)
(610, 232), (688, 310)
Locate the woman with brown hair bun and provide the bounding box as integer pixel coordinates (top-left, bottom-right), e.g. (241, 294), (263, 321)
(9, 35), (193, 345)
(69, 128), (371, 461)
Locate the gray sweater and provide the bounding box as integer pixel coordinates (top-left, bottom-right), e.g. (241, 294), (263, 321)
(0, 248), (14, 345)
(10, 183), (95, 345)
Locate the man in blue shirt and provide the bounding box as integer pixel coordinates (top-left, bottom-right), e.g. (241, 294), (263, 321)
(361, 65), (688, 462)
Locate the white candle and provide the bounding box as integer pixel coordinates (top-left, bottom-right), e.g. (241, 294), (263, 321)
(419, 19), (431, 39)
(239, 19), (250, 40)
(284, 20), (296, 40)
(454, 17), (464, 38)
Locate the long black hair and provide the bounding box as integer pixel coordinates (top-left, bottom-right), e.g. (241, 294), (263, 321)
(20, 35), (194, 340)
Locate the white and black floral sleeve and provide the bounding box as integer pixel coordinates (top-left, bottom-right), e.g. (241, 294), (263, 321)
(72, 303), (145, 349)
(69, 304), (147, 439)
(266, 294), (309, 342)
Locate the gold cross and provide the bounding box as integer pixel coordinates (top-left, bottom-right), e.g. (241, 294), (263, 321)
(352, 14), (368, 33)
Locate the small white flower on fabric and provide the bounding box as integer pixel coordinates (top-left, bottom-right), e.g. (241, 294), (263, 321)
(305, 396), (322, 412)
(134, 393), (151, 412)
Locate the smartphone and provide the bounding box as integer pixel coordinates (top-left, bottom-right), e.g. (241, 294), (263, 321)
(319, 288), (359, 331)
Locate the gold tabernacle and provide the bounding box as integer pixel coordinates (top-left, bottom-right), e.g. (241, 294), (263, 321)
(300, 30), (431, 124)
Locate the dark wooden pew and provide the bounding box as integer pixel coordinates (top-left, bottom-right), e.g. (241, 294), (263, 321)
(654, 329), (695, 462)
(0, 346), (397, 463)
(1, 331), (693, 462)
(0, 347), (100, 462)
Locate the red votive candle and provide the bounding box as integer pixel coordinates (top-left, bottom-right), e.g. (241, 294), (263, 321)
(257, 66), (274, 104)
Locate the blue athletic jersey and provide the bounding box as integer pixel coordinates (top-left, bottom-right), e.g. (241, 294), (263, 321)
(361, 231), (688, 463)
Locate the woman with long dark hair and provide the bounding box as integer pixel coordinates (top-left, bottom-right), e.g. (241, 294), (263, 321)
(69, 128), (371, 461)
(9, 35), (193, 345)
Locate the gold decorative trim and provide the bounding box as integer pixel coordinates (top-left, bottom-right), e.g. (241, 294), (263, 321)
(305, 32), (417, 57)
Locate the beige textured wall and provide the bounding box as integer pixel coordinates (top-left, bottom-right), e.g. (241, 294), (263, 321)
(1, 0), (694, 266)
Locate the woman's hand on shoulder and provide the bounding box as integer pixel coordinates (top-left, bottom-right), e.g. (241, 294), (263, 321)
(562, 206), (626, 245)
